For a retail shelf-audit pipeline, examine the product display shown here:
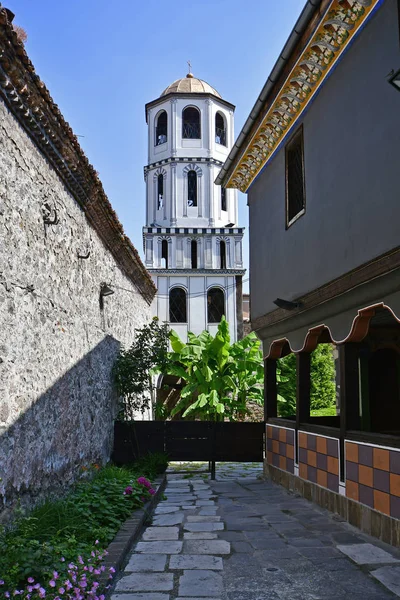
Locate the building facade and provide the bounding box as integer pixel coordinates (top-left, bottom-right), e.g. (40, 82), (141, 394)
(218, 0), (400, 545)
(143, 73), (245, 341)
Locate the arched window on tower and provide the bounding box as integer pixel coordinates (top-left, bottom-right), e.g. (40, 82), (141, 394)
(215, 112), (226, 146)
(169, 287), (187, 323)
(207, 288), (225, 323)
(191, 240), (198, 269)
(220, 241), (226, 269)
(161, 239), (168, 269)
(155, 111), (168, 145)
(182, 107), (201, 139)
(221, 187), (227, 212)
(157, 174), (164, 210)
(187, 170), (197, 207)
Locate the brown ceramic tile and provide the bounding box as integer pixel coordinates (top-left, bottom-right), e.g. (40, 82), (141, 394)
(267, 451), (273, 464)
(374, 490), (391, 516)
(346, 480), (359, 501)
(358, 465), (373, 488)
(373, 448), (390, 472)
(286, 444), (294, 460)
(317, 469), (328, 488)
(307, 435), (317, 451)
(299, 463), (308, 480)
(279, 428), (287, 443)
(267, 425), (273, 438)
(327, 456), (339, 476)
(279, 455), (286, 471)
(299, 432), (307, 448)
(374, 469), (390, 494)
(390, 473), (400, 498)
(272, 440), (279, 454)
(307, 450), (317, 468)
(359, 484), (374, 508)
(358, 444), (373, 467)
(316, 436), (327, 455)
(346, 442), (359, 464)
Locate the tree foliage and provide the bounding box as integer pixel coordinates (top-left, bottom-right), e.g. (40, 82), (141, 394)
(113, 317), (170, 420)
(277, 344), (336, 417)
(159, 317), (264, 420)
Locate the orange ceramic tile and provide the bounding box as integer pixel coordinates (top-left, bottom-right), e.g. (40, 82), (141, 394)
(279, 456), (287, 471)
(267, 451), (273, 464)
(374, 490), (391, 516)
(390, 473), (400, 497)
(373, 448), (390, 471)
(317, 469), (328, 488)
(346, 442), (359, 464)
(267, 426), (273, 438)
(359, 465), (373, 488)
(299, 463), (308, 480)
(286, 444), (294, 459)
(299, 432), (308, 448)
(327, 456), (339, 475)
(272, 440), (279, 454)
(279, 428), (287, 443)
(346, 480), (359, 501)
(307, 450), (317, 468)
(316, 436), (327, 455)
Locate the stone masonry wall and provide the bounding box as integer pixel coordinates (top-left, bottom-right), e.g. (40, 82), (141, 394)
(0, 99), (151, 517)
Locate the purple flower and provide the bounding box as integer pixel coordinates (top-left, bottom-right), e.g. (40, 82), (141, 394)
(5, 592), (10, 598)
(0, 580), (4, 585)
(137, 476), (147, 485)
(124, 486), (133, 495)
(149, 488), (156, 495)
(58, 588), (65, 595)
(27, 578), (35, 584)
(109, 567), (116, 574)
(27, 587), (33, 593)
(60, 557), (65, 562)
(38, 587), (46, 598)
(53, 572), (59, 580)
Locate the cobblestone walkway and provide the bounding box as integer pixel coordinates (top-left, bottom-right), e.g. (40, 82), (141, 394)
(111, 464), (400, 599)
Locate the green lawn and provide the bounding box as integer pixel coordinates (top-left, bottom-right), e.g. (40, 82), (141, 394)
(310, 406), (337, 417)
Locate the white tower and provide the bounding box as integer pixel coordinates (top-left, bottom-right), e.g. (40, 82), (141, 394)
(143, 72), (245, 341)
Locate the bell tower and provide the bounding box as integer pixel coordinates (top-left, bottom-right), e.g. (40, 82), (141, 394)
(142, 72), (245, 341)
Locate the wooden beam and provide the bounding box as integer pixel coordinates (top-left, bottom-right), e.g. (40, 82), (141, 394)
(264, 358), (277, 421)
(296, 352), (311, 426)
(339, 343), (361, 480)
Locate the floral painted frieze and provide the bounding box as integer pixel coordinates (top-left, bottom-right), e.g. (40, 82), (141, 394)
(227, 0), (381, 192)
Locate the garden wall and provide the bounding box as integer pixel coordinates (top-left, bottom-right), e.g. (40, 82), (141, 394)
(0, 15), (155, 518)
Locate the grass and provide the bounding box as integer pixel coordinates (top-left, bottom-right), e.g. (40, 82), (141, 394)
(310, 406), (337, 417)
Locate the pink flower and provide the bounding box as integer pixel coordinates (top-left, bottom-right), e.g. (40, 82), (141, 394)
(124, 486), (133, 495)
(149, 488), (156, 495)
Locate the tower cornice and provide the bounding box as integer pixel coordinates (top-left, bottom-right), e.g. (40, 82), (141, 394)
(145, 92), (235, 122)
(144, 156), (224, 176)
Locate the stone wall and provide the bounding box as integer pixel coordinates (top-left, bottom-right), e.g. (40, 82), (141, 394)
(0, 99), (152, 517)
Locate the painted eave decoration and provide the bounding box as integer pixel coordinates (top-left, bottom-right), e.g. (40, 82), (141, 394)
(227, 0), (381, 193)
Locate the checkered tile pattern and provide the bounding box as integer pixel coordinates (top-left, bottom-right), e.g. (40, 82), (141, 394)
(345, 441), (400, 518)
(298, 432), (339, 493)
(266, 425), (295, 474)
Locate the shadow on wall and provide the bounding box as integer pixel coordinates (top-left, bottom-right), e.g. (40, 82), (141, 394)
(0, 335), (120, 522)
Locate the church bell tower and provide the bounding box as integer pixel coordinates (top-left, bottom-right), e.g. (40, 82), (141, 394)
(142, 70), (245, 341)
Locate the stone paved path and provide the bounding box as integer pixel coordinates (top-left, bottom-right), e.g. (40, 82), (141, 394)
(111, 463), (400, 599)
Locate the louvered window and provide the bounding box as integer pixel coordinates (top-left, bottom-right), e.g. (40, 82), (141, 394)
(286, 127), (305, 226)
(169, 288), (187, 323)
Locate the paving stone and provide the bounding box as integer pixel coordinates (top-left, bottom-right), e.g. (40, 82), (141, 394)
(142, 526), (179, 541)
(115, 572), (174, 592)
(187, 516), (221, 522)
(135, 541), (183, 554)
(112, 595), (170, 600)
(153, 512), (185, 526)
(199, 508), (218, 516)
(184, 522), (224, 532)
(170, 554), (223, 570)
(125, 553), (167, 572)
(183, 540), (230, 554)
(337, 543), (400, 565)
(371, 566), (400, 596)
(154, 505), (181, 514)
(184, 532), (218, 540)
(196, 501), (216, 506)
(179, 569), (223, 597)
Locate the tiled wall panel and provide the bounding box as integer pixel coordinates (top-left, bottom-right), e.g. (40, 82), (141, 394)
(298, 432), (340, 493)
(266, 425), (295, 474)
(345, 441), (400, 518)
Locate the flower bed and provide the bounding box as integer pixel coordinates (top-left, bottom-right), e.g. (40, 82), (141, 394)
(0, 453), (168, 599)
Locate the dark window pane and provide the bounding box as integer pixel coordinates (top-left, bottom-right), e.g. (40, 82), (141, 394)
(220, 241), (226, 269)
(215, 112), (226, 146)
(221, 187), (227, 212)
(156, 111), (168, 145)
(161, 239), (168, 269)
(157, 174), (164, 210)
(188, 170), (197, 207)
(183, 107), (201, 139)
(170, 287), (187, 323)
(286, 129), (305, 223)
(207, 288), (225, 323)
(191, 240), (198, 269)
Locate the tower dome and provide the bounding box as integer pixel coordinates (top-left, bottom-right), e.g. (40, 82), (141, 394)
(161, 73), (221, 98)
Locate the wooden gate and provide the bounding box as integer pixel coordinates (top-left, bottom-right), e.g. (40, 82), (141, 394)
(112, 420), (265, 465)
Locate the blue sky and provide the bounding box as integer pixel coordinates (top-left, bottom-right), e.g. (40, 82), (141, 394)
(7, 0), (305, 290)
